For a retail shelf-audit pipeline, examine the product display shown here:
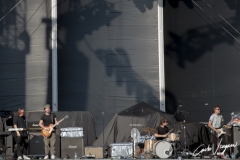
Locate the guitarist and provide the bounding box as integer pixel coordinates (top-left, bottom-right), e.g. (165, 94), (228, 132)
(13, 108), (30, 160)
(39, 104), (58, 159)
(208, 106), (230, 158)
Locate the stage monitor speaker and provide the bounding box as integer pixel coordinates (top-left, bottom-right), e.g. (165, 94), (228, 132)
(85, 146), (103, 158)
(28, 132), (45, 155)
(232, 126), (240, 158)
(61, 137), (84, 159)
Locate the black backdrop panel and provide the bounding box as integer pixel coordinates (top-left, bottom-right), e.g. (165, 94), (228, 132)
(164, 0), (240, 122)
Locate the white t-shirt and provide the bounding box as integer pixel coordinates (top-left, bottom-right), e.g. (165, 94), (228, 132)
(209, 114), (224, 129)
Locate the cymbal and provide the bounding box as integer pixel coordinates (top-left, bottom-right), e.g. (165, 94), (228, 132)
(177, 120), (189, 124)
(141, 127), (158, 134)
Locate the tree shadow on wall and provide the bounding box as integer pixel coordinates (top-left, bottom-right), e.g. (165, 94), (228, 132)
(133, 0), (194, 13)
(57, 0), (122, 111)
(0, 0), (30, 111)
(165, 0), (240, 68)
(94, 48), (160, 105)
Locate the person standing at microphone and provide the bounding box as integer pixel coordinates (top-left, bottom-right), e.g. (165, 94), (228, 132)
(154, 118), (169, 140)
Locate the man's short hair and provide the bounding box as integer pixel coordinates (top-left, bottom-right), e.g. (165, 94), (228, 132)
(44, 104), (51, 110)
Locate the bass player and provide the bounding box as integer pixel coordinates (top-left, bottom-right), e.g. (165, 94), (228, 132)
(39, 104), (58, 159)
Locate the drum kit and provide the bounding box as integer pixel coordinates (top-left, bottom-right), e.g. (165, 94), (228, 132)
(137, 127), (181, 159)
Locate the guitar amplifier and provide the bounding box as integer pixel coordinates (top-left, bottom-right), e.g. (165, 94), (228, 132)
(27, 121), (41, 131)
(61, 137), (84, 158)
(28, 132), (45, 155)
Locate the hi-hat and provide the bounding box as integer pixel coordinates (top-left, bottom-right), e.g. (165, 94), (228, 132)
(141, 127), (157, 134)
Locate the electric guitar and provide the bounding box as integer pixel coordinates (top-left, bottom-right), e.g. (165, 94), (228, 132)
(41, 115), (69, 138)
(217, 126), (231, 138)
(217, 119), (240, 137)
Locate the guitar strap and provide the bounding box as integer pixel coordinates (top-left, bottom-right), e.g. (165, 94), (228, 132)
(51, 113), (54, 124)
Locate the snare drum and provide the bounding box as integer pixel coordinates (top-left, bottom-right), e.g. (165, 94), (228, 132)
(168, 133), (179, 141)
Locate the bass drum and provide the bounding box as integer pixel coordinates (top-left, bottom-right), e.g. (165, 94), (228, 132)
(153, 140), (173, 158)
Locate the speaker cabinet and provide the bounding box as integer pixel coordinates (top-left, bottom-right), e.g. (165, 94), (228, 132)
(232, 126), (240, 158)
(28, 132), (60, 158)
(85, 146), (103, 158)
(61, 137), (84, 158)
(28, 132), (45, 155)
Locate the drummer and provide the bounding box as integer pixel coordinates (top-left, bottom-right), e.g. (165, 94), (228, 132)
(154, 118), (169, 140)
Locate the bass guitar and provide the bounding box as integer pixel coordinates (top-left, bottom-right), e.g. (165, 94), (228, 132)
(42, 115), (69, 138)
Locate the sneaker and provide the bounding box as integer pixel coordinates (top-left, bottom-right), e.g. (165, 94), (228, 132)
(18, 156), (23, 160)
(23, 155), (31, 159)
(51, 155), (56, 159)
(44, 155), (49, 159)
(221, 154), (230, 159)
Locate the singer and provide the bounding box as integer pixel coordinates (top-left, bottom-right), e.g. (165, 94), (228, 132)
(154, 118), (169, 140)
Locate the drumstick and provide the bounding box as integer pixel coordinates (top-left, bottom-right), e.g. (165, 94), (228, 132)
(167, 128), (173, 135)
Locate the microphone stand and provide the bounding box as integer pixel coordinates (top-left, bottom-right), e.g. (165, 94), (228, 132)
(179, 110), (190, 158)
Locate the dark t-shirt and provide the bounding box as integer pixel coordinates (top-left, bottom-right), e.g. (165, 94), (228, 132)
(13, 116), (27, 137)
(40, 113), (56, 126)
(156, 126), (169, 140)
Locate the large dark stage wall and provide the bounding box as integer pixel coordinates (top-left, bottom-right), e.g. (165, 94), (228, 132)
(0, 0), (159, 136)
(164, 0), (240, 123)
(2, 0), (240, 137)
(57, 0), (159, 135)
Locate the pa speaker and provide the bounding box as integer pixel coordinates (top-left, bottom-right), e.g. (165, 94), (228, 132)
(61, 137), (84, 158)
(28, 132), (45, 155)
(232, 126), (240, 158)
